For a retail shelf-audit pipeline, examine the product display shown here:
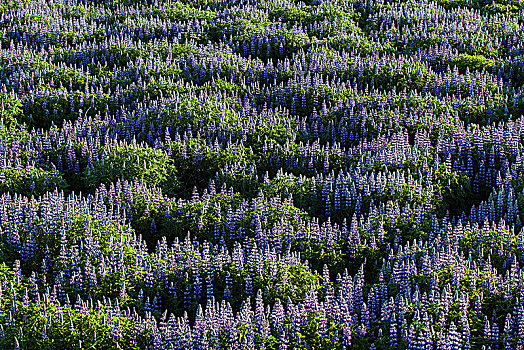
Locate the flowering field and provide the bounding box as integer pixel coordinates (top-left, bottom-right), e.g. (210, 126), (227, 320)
(1, 0), (524, 348)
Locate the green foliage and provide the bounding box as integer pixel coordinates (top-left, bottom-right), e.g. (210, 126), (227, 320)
(0, 125), (66, 197)
(23, 89), (115, 129)
(106, 43), (195, 67)
(0, 166), (67, 197)
(0, 93), (23, 128)
(83, 143), (179, 194)
(0, 263), (151, 349)
(0, 0), (31, 14)
(148, 2), (214, 21)
(452, 54), (494, 73)
(292, 314), (344, 350)
(432, 165), (474, 217)
(436, 0), (522, 16)
(269, 5), (311, 23)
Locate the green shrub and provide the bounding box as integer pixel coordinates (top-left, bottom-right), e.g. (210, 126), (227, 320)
(0, 93), (23, 128)
(452, 54), (494, 73)
(0, 166), (67, 197)
(83, 142), (180, 194)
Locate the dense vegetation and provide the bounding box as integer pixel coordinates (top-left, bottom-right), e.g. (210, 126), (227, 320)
(0, 0), (524, 348)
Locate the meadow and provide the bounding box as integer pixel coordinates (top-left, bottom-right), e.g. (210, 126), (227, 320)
(0, 0), (524, 348)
